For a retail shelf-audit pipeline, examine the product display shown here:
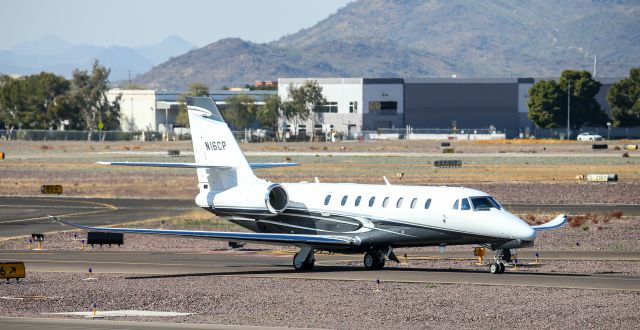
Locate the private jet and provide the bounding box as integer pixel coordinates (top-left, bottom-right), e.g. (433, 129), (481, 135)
(52, 97), (566, 274)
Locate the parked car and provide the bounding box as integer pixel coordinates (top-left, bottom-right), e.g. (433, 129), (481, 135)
(577, 132), (603, 141)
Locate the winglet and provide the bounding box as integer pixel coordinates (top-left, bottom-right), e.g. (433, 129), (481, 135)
(531, 214), (567, 231)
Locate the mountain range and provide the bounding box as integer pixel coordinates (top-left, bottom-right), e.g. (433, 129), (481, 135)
(0, 35), (193, 82)
(135, 0), (640, 90)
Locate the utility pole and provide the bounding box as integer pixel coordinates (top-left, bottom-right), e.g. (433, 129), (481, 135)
(567, 81), (571, 140)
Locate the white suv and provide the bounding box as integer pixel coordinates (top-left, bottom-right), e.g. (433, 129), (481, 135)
(577, 132), (603, 141)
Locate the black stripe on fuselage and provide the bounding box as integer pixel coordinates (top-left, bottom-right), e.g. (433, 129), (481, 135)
(207, 206), (507, 249)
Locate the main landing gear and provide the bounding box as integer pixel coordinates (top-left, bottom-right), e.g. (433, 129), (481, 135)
(293, 245), (315, 271)
(363, 248), (400, 270)
(363, 251), (386, 270)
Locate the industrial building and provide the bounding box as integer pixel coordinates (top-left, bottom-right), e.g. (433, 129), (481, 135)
(277, 78), (404, 138)
(107, 76), (621, 139)
(278, 77), (620, 139)
(106, 89), (274, 133)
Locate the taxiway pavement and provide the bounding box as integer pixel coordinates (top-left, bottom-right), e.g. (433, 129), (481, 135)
(0, 196), (193, 238)
(2, 250), (639, 291)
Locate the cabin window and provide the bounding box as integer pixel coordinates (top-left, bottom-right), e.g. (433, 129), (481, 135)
(453, 200), (459, 210)
(396, 197), (403, 208)
(341, 195), (348, 206)
(424, 198), (432, 209)
(368, 196), (376, 207)
(470, 196), (501, 210)
(324, 195), (331, 206)
(461, 198), (471, 210)
(355, 196), (362, 206)
(382, 197), (390, 207)
(410, 198), (417, 209)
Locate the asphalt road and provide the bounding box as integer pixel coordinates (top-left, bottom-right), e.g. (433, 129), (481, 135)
(2, 250), (639, 291)
(1, 196), (639, 239)
(0, 196), (195, 238)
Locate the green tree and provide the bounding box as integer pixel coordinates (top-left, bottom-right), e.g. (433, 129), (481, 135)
(281, 80), (326, 137)
(0, 73), (69, 130)
(176, 82), (210, 127)
(221, 94), (256, 129)
(527, 80), (563, 128)
(59, 60), (121, 131)
(0, 75), (28, 131)
(607, 67), (640, 127)
(528, 70), (608, 129)
(256, 94), (281, 130)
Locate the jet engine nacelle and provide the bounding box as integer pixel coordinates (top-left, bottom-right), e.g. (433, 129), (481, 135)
(212, 183), (289, 217)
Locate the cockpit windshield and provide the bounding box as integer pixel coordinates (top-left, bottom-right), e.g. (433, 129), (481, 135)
(470, 196), (502, 210)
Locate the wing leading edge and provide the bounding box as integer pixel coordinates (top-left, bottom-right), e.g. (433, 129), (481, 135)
(48, 216), (358, 246)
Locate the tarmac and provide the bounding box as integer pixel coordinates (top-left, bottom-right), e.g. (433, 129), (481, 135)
(2, 250), (639, 291)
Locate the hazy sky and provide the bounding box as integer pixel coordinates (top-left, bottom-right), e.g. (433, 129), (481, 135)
(0, 0), (352, 49)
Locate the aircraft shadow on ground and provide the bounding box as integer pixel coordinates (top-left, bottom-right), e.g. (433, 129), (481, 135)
(124, 264), (590, 280)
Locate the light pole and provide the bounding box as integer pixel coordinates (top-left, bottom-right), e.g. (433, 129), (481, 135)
(566, 81), (571, 140)
(607, 122), (611, 140)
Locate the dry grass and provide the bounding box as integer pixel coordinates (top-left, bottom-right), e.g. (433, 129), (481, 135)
(566, 211), (624, 229)
(1, 140), (639, 199)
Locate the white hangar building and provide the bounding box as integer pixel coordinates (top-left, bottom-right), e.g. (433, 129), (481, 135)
(278, 78), (404, 138)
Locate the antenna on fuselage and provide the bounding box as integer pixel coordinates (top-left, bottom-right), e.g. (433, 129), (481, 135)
(314, 177), (320, 184)
(383, 176), (391, 185)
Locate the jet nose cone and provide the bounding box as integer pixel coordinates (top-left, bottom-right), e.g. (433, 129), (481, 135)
(520, 225), (536, 241)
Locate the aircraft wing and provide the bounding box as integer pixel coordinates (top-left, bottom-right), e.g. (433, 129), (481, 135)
(49, 216), (358, 246)
(97, 161), (298, 169)
(531, 214), (567, 231)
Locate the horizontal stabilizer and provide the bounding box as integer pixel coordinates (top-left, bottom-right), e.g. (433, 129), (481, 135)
(249, 162), (299, 169)
(531, 214), (567, 231)
(48, 216), (358, 246)
(97, 161), (230, 169)
(97, 161), (298, 169)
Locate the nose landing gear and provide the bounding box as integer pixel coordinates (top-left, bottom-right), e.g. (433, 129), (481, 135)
(490, 261), (505, 274)
(489, 248), (513, 274)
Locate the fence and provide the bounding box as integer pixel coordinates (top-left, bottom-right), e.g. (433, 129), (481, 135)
(4, 126), (638, 142)
(0, 129), (190, 142)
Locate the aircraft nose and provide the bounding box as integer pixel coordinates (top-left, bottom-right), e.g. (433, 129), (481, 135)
(506, 214), (536, 241)
(519, 225), (536, 241)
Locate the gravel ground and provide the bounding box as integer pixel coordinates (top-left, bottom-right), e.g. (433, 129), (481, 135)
(469, 182), (640, 205)
(0, 272), (638, 329)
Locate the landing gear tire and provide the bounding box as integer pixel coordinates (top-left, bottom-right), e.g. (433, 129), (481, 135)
(363, 252), (385, 270)
(490, 262), (505, 274)
(293, 252), (315, 271)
